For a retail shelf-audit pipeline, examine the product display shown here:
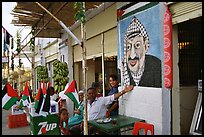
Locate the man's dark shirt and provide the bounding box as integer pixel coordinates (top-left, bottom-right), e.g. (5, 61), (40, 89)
(129, 55), (162, 88)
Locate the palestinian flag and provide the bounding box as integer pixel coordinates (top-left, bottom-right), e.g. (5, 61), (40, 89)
(19, 82), (31, 108)
(42, 82), (51, 113)
(35, 82), (51, 116)
(2, 83), (21, 110)
(34, 87), (43, 113)
(61, 80), (79, 108)
(42, 81), (47, 95)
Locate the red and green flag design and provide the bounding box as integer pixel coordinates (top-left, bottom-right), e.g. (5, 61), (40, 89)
(34, 82), (46, 110)
(42, 82), (51, 113)
(63, 80), (79, 108)
(19, 81), (30, 108)
(34, 87), (43, 112)
(2, 83), (21, 110)
(34, 82), (51, 116)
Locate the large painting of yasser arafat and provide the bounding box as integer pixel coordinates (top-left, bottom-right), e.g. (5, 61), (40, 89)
(117, 3), (162, 88)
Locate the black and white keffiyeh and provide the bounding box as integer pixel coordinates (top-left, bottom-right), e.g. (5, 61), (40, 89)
(122, 16), (149, 86)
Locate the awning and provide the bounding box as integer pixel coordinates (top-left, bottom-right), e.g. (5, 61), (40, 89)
(11, 2), (103, 38)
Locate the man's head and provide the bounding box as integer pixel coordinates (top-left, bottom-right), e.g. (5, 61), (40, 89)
(123, 16), (149, 86)
(50, 86), (55, 96)
(87, 87), (97, 102)
(124, 16), (149, 73)
(78, 90), (84, 102)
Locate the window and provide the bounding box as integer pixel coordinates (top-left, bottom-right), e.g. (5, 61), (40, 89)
(178, 17), (202, 86)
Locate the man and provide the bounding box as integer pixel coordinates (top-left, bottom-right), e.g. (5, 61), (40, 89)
(75, 86), (133, 135)
(69, 90), (84, 128)
(69, 90), (84, 135)
(122, 16), (161, 88)
(87, 85), (134, 121)
(50, 86), (58, 101)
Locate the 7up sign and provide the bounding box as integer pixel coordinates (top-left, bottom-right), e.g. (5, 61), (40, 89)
(37, 122), (57, 135)
(29, 113), (60, 135)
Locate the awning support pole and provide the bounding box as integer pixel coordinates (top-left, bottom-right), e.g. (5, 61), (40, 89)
(35, 2), (81, 45)
(13, 2), (68, 58)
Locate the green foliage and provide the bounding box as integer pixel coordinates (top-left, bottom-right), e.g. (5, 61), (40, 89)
(16, 30), (21, 54)
(74, 2), (86, 24)
(11, 54), (14, 71)
(53, 59), (69, 93)
(37, 65), (49, 82)
(29, 26), (35, 52)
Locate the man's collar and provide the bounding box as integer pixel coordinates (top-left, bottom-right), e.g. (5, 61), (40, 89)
(88, 97), (98, 105)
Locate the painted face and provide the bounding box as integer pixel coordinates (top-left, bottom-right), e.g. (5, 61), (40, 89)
(125, 36), (147, 73)
(87, 88), (96, 103)
(109, 77), (118, 88)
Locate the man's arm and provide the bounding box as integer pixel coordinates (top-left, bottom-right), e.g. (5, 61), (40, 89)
(114, 85), (134, 100)
(106, 102), (118, 117)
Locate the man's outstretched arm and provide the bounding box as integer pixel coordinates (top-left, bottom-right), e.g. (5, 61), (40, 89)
(114, 85), (134, 100)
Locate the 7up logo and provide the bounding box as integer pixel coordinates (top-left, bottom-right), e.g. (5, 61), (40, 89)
(37, 122), (57, 135)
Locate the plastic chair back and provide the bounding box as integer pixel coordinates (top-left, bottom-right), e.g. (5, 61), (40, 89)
(132, 121), (154, 135)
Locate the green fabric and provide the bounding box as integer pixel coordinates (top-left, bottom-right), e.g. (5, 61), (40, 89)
(68, 101), (84, 128)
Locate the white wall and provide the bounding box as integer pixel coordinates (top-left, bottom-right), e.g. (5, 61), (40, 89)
(119, 86), (170, 135)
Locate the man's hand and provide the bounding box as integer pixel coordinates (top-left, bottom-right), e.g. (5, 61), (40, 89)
(74, 109), (81, 115)
(124, 85), (134, 93)
(114, 85), (134, 100)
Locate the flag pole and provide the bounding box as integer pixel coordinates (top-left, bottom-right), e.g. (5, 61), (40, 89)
(27, 81), (32, 104)
(29, 95), (31, 102)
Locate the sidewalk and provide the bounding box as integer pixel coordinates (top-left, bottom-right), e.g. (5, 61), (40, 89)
(2, 109), (30, 135)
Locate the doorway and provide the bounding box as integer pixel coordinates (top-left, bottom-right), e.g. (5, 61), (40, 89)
(178, 17), (202, 135)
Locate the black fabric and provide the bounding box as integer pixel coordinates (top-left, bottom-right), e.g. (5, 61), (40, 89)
(35, 88), (43, 114)
(2, 83), (7, 98)
(129, 55), (162, 88)
(42, 86), (51, 112)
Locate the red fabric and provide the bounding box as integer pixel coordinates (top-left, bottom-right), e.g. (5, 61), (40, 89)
(117, 9), (125, 18)
(23, 81), (30, 96)
(164, 6), (173, 89)
(65, 80), (77, 94)
(6, 83), (21, 99)
(41, 82), (47, 95)
(35, 88), (42, 101)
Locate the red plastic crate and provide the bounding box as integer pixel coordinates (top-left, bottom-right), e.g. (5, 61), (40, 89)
(8, 113), (29, 128)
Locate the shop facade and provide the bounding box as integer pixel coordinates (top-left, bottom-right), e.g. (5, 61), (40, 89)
(32, 2), (202, 135)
